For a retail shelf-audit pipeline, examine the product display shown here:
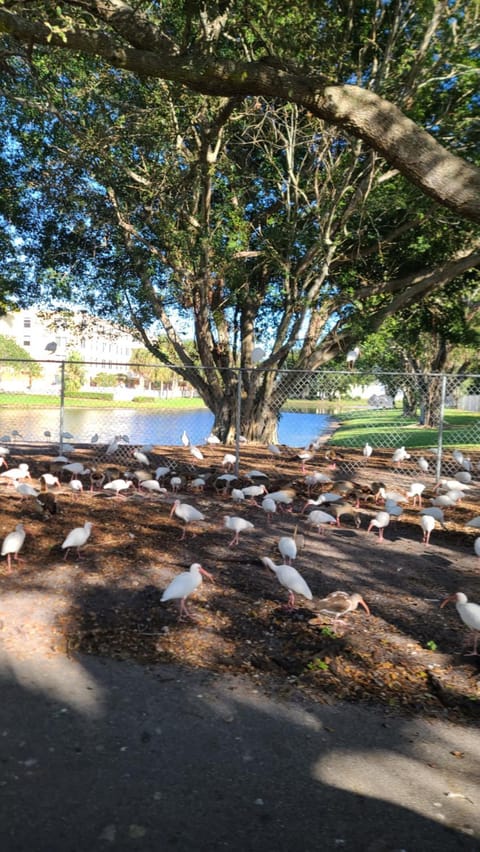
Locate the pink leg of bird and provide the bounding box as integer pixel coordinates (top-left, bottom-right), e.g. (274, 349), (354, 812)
(9, 553), (24, 571)
(179, 599), (194, 621)
(228, 533), (239, 546)
(464, 633), (479, 656)
(423, 531), (430, 545)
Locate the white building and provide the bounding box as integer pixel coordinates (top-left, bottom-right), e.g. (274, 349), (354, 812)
(0, 307), (139, 391)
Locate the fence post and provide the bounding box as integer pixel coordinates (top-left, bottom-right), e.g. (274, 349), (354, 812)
(234, 367), (242, 477)
(435, 373), (447, 482)
(59, 361), (66, 451)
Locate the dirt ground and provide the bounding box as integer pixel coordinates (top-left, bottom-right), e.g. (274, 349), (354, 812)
(0, 440), (479, 723)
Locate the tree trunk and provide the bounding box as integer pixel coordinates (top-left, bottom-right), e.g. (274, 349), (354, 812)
(422, 377), (443, 428)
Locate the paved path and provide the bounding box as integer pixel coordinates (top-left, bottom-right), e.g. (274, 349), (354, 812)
(0, 620), (479, 852)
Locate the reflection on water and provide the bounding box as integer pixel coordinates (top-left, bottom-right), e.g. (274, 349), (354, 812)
(0, 407), (330, 448)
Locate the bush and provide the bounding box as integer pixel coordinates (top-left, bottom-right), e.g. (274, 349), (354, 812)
(67, 391), (114, 401)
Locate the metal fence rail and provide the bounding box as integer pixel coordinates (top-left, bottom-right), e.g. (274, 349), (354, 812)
(0, 358), (479, 478)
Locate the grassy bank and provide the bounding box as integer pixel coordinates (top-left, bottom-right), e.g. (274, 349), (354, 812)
(328, 407), (480, 450)
(0, 392), (207, 410)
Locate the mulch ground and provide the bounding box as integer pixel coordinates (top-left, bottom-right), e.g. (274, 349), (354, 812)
(0, 440), (479, 723)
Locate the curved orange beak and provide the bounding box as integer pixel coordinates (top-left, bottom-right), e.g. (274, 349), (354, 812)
(199, 567), (214, 582)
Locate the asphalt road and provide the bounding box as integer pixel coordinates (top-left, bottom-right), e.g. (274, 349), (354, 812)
(0, 647), (479, 852)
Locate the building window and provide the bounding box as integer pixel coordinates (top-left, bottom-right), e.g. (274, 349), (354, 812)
(23, 317), (31, 328)
(23, 337), (31, 347)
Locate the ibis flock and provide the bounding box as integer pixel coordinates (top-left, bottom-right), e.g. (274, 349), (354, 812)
(0, 432), (478, 659)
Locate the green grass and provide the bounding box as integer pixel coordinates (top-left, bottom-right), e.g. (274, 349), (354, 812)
(0, 392), (207, 410)
(328, 407), (480, 450)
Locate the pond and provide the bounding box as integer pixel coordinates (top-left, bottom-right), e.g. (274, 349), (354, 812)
(0, 407), (331, 449)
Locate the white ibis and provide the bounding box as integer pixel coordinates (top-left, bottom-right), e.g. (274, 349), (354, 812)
(161, 562), (214, 620)
(61, 521), (92, 560)
(244, 469), (268, 481)
(0, 463), (30, 485)
(278, 535), (297, 564)
(170, 500), (206, 540)
(15, 482), (39, 500)
(215, 474), (238, 494)
(384, 499), (403, 520)
(420, 514), (436, 545)
(261, 556), (312, 609)
(62, 462), (88, 477)
(367, 511), (390, 542)
(346, 346), (360, 369)
(170, 476), (183, 493)
(181, 430), (190, 447)
(376, 487), (407, 504)
(40, 473), (60, 488)
(303, 492), (342, 513)
(189, 477), (206, 492)
(103, 479), (133, 498)
(140, 479), (167, 496)
(190, 445), (204, 461)
(392, 446), (410, 466)
(465, 516), (480, 529)
(155, 466), (171, 481)
(90, 433), (99, 444)
(474, 538), (480, 558)
(454, 471), (472, 485)
(452, 449), (464, 466)
(309, 591), (370, 625)
(438, 489), (462, 503)
(133, 449), (150, 466)
(431, 494), (456, 508)
(363, 442), (373, 460)
(68, 478), (84, 498)
(267, 444), (282, 456)
(1, 523), (26, 571)
(242, 484), (267, 503)
(406, 482), (426, 507)
(417, 456), (429, 473)
(206, 433), (221, 445)
(305, 509), (336, 535)
(440, 592), (480, 655)
(222, 453), (236, 471)
(435, 478), (470, 493)
(261, 496), (277, 523)
(420, 507), (446, 529)
(297, 450), (313, 474)
(224, 515), (255, 546)
(231, 488), (246, 503)
(266, 488), (296, 511)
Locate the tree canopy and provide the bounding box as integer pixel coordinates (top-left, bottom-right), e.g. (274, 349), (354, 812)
(0, 1), (479, 440)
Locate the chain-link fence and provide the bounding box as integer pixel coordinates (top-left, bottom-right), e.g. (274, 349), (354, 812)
(0, 358), (479, 477)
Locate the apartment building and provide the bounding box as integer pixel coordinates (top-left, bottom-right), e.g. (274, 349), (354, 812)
(0, 308), (138, 390)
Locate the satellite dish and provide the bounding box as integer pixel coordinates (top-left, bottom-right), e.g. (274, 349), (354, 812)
(45, 342), (57, 353)
(251, 346), (265, 364)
